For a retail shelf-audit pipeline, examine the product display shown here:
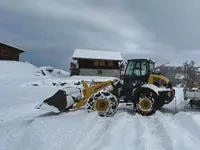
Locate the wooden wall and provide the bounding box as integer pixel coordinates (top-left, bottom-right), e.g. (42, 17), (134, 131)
(78, 59), (120, 69)
(0, 43), (24, 61)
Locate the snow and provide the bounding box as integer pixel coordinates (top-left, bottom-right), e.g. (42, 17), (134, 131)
(142, 84), (172, 94)
(164, 58), (200, 68)
(72, 49), (123, 61)
(0, 60), (38, 78)
(164, 59), (184, 67)
(175, 73), (184, 80)
(36, 66), (70, 77)
(2, 61), (200, 150)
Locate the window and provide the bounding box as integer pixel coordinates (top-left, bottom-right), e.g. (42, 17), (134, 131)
(93, 60), (106, 67)
(149, 62), (155, 72)
(99, 60), (105, 66)
(124, 61), (140, 76)
(124, 60), (149, 76)
(1, 50), (8, 56)
(141, 60), (147, 76)
(94, 60), (99, 66)
(108, 61), (114, 67)
(98, 70), (102, 74)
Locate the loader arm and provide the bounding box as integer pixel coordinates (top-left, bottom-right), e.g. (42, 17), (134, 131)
(72, 80), (113, 109)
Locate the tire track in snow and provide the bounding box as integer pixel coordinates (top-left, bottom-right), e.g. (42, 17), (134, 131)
(72, 112), (113, 150)
(138, 113), (173, 150)
(93, 112), (146, 150)
(89, 112), (149, 150)
(175, 112), (200, 140)
(85, 111), (130, 150)
(157, 112), (200, 150)
(72, 110), (173, 150)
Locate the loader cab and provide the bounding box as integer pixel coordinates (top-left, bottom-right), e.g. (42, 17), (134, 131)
(123, 59), (155, 87)
(120, 59), (155, 99)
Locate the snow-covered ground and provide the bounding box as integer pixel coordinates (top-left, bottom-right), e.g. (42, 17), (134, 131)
(1, 61), (200, 150)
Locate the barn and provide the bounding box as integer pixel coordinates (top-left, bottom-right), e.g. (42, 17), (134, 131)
(0, 42), (24, 61)
(70, 49), (123, 77)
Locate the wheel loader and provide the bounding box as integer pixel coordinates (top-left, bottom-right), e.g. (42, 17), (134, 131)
(36, 59), (175, 116)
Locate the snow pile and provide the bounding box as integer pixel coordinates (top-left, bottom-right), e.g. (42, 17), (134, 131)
(0, 61), (70, 79)
(69, 75), (118, 82)
(175, 73), (184, 80)
(24, 75), (118, 87)
(0, 60), (38, 78)
(25, 78), (82, 87)
(36, 66), (70, 77)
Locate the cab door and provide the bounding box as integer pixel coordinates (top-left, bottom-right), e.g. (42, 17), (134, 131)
(123, 59), (149, 89)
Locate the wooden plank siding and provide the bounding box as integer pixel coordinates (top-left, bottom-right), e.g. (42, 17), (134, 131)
(78, 59), (120, 69)
(0, 43), (24, 61)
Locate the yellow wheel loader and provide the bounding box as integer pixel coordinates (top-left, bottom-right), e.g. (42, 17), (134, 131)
(36, 59), (175, 116)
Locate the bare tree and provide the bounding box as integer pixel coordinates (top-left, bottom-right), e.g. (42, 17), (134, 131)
(182, 60), (200, 88)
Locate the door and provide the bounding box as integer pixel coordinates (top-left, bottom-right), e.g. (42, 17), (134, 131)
(123, 59), (149, 88)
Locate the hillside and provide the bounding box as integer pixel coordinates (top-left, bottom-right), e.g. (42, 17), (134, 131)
(0, 60), (38, 77)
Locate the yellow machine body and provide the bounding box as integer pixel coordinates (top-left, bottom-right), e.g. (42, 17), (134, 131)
(72, 80), (113, 109)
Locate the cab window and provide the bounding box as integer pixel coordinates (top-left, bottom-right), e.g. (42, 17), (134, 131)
(149, 62), (155, 72)
(124, 60), (148, 76)
(125, 61), (140, 76)
(141, 60), (147, 76)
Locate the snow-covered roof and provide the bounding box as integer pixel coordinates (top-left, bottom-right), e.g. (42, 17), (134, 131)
(72, 49), (123, 61)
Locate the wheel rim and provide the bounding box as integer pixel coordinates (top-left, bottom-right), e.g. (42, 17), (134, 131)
(138, 98), (153, 112)
(93, 99), (109, 112)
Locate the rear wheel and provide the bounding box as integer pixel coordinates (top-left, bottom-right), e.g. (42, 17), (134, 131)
(85, 91), (119, 117)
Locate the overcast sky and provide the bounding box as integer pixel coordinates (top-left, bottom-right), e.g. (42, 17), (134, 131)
(1, 0), (200, 70)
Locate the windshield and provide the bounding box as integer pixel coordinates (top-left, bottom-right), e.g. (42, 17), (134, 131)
(124, 60), (148, 76)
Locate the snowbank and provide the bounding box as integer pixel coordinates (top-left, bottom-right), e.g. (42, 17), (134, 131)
(24, 78), (82, 87)
(0, 61), (70, 80)
(24, 75), (118, 87)
(69, 75), (118, 82)
(36, 66), (70, 77)
(0, 60), (38, 78)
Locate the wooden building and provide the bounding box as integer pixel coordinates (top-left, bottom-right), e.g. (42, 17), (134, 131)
(0, 42), (24, 61)
(70, 49), (123, 77)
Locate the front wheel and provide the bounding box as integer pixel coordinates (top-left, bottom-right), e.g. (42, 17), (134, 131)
(135, 95), (156, 116)
(85, 91), (119, 117)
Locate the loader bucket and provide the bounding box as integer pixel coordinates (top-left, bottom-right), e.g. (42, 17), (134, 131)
(36, 90), (68, 113)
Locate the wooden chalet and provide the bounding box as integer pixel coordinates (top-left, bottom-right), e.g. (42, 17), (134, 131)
(0, 42), (24, 61)
(70, 49), (123, 77)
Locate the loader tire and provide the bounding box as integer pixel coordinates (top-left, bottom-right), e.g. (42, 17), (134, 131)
(136, 95), (156, 116)
(135, 89), (158, 116)
(85, 91), (119, 117)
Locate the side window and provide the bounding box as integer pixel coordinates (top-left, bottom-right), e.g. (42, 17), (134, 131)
(149, 62), (155, 72)
(141, 61), (147, 76)
(133, 62), (140, 76)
